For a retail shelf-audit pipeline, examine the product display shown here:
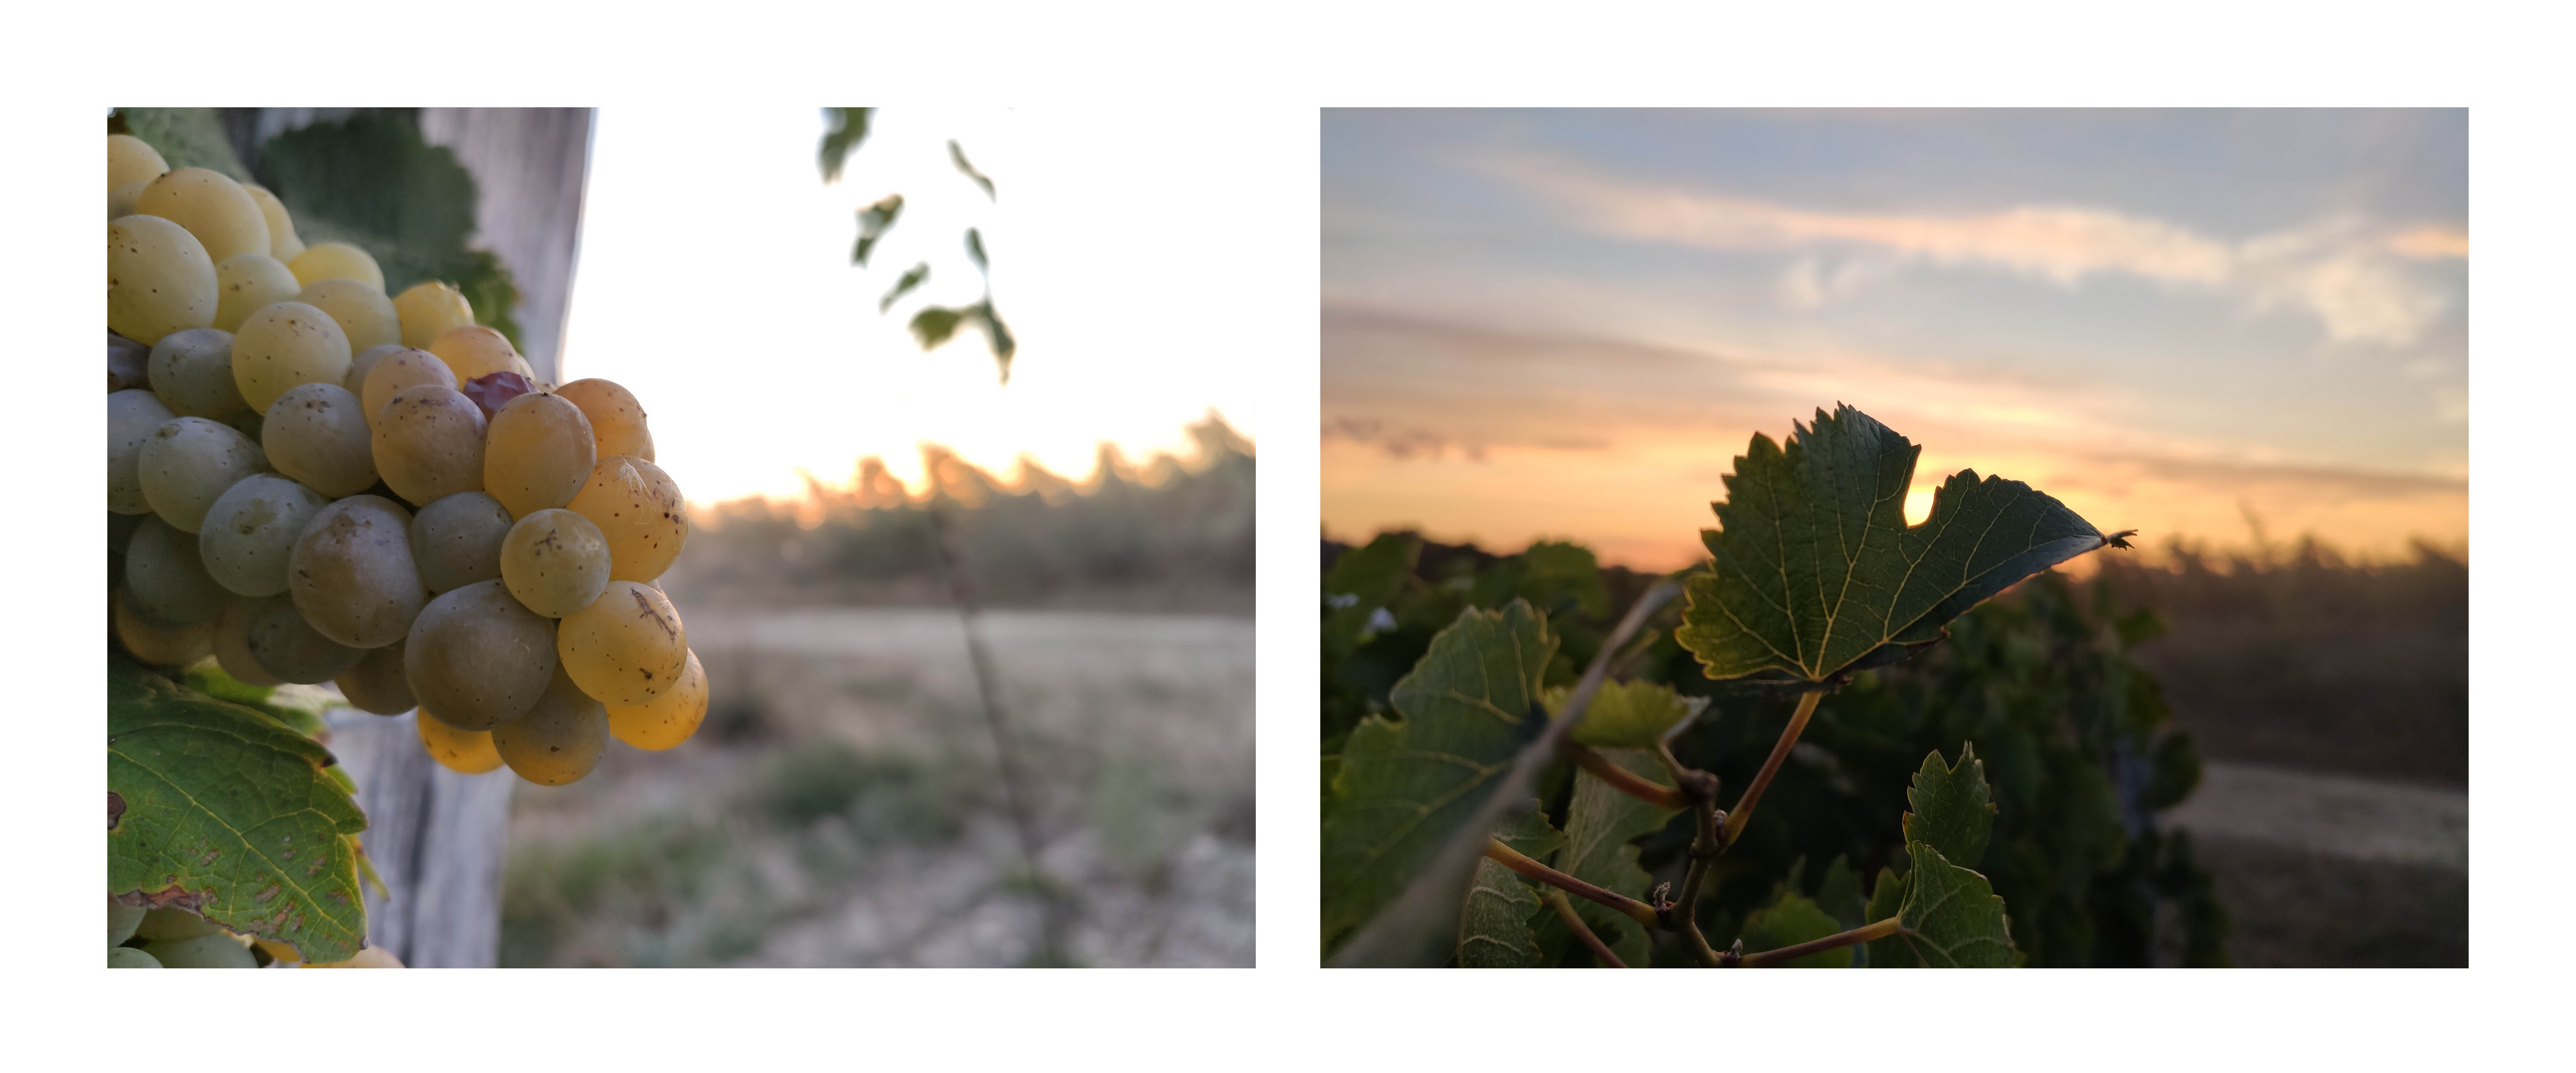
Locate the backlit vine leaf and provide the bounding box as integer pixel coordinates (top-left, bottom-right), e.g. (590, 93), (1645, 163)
(1456, 806), (1562, 968)
(1742, 892), (1852, 968)
(1677, 405), (2123, 683)
(1902, 744), (1997, 869)
(1554, 745), (1682, 966)
(1323, 531), (1419, 658)
(1322, 601), (1555, 955)
(1884, 843), (2018, 968)
(1551, 679), (1705, 749)
(107, 656), (367, 964)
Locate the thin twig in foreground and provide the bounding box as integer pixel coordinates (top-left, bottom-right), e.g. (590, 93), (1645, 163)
(1561, 742), (1690, 810)
(1485, 839), (1660, 929)
(1721, 690), (1824, 848)
(1733, 915), (1902, 967)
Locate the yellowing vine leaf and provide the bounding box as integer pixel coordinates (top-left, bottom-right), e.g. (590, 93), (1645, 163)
(1678, 405), (2124, 683)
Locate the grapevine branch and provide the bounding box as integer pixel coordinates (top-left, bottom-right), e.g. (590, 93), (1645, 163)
(1542, 889), (1628, 968)
(1723, 690), (1824, 846)
(1484, 839), (1659, 929)
(1560, 742), (1690, 811)
(1729, 915), (1902, 967)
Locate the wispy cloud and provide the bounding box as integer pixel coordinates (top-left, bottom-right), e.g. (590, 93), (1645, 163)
(1509, 156), (2462, 347)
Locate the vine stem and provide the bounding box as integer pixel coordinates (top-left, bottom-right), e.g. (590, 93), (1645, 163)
(1485, 839), (1661, 930)
(1561, 742), (1690, 810)
(1731, 915), (1902, 967)
(1721, 690), (1824, 847)
(1542, 890), (1628, 968)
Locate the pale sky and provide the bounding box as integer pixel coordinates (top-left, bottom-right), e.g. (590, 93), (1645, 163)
(560, 107), (1260, 509)
(1323, 109), (2468, 570)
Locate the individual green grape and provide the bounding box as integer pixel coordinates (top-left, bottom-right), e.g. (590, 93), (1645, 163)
(135, 906), (219, 942)
(110, 947), (164, 968)
(409, 491), (513, 594)
(132, 167), (269, 262)
(427, 325), (521, 384)
(125, 515), (227, 625)
(555, 379), (656, 462)
(152, 932), (257, 968)
(230, 300), (352, 414)
(566, 456), (689, 582)
(243, 594), (365, 684)
(418, 706), (504, 773)
(109, 180), (148, 222)
(297, 278), (400, 354)
(492, 663), (610, 786)
(240, 183), (302, 262)
(108, 133), (168, 189)
(403, 579), (557, 730)
(500, 509), (610, 617)
(288, 242), (383, 291)
(110, 899), (147, 947)
(147, 329), (247, 421)
(136, 415), (264, 534)
(112, 588), (214, 667)
(343, 343), (405, 396)
(263, 382), (378, 497)
(394, 281), (475, 350)
(288, 495), (427, 649)
(486, 392), (597, 518)
(212, 253), (301, 333)
(360, 348), (458, 432)
(109, 215), (218, 345)
(557, 580), (687, 705)
(212, 595), (284, 687)
(335, 639), (416, 715)
(198, 473), (330, 597)
(109, 389), (177, 515)
(372, 384), (487, 505)
(608, 648), (707, 751)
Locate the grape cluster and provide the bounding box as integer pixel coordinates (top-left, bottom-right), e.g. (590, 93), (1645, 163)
(109, 898), (401, 967)
(107, 132), (711, 786)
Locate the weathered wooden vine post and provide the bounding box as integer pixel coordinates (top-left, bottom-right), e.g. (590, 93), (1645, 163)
(224, 108), (594, 967)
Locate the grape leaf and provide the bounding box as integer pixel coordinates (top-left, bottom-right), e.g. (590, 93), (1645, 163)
(1742, 892), (1853, 968)
(1551, 680), (1706, 749)
(1677, 405), (2120, 683)
(108, 656), (368, 964)
(1456, 806), (1561, 968)
(1902, 744), (1997, 869)
(1880, 843), (2018, 968)
(1555, 746), (1683, 966)
(1324, 532), (1419, 658)
(1322, 601), (1555, 955)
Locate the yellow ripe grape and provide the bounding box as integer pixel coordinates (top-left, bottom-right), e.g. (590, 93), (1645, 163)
(418, 706), (504, 774)
(109, 389), (175, 515)
(110, 180), (148, 221)
(213, 253), (301, 333)
(500, 509), (610, 617)
(113, 588), (214, 668)
(360, 348), (457, 431)
(230, 300), (352, 414)
(297, 279), (401, 353)
(491, 663), (610, 786)
(335, 639), (415, 715)
(556, 580), (687, 705)
(288, 242), (384, 291)
(428, 325), (521, 384)
(371, 384), (487, 506)
(555, 379), (655, 462)
(239, 183), (302, 262)
(212, 596), (284, 688)
(133, 167), (270, 263)
(108, 133), (168, 189)
(486, 393), (596, 518)
(402, 579), (555, 729)
(263, 383), (378, 498)
(393, 281), (475, 350)
(343, 343), (404, 396)
(147, 328), (249, 421)
(109, 215), (218, 345)
(607, 649), (707, 751)
(409, 491), (513, 594)
(287, 495), (427, 649)
(566, 456), (689, 582)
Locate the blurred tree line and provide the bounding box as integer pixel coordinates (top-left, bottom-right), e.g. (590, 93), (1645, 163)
(670, 414), (1252, 612)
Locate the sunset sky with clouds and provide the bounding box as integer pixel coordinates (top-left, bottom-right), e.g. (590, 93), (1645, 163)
(1322, 109), (2467, 570)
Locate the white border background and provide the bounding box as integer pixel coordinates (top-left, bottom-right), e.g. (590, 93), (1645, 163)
(6, 0), (2563, 1067)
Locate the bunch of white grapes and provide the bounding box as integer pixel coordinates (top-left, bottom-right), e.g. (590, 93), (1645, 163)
(107, 131), (709, 786)
(110, 898), (402, 967)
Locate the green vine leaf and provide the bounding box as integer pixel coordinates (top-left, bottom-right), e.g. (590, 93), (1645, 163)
(1882, 843), (2018, 968)
(1862, 864), (1909, 966)
(1322, 601), (1556, 955)
(108, 656), (367, 964)
(1323, 532), (1419, 658)
(1742, 892), (1853, 968)
(1902, 744), (1997, 869)
(1677, 405), (2121, 683)
(1815, 854), (1865, 931)
(1554, 745), (1682, 966)
(1551, 680), (1705, 749)
(1456, 806), (1561, 968)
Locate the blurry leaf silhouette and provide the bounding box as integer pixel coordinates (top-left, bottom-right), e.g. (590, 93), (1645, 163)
(966, 228), (988, 269)
(911, 306), (966, 349)
(819, 107), (873, 182)
(949, 139), (996, 199)
(881, 263), (930, 313)
(853, 194), (903, 266)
